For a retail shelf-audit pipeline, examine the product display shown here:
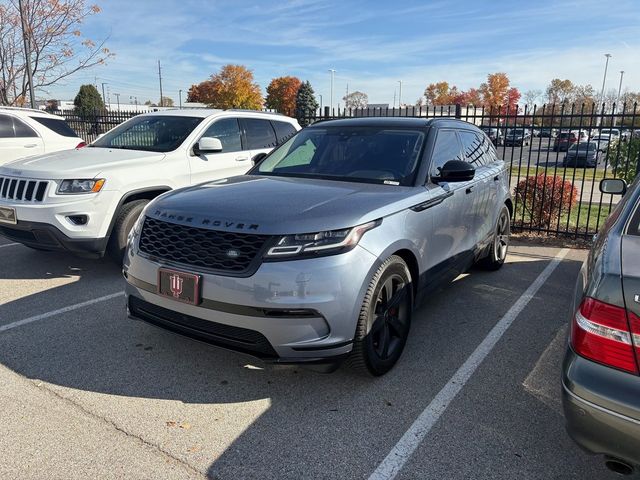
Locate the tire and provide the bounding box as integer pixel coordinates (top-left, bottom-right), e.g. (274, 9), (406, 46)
(348, 255), (413, 376)
(106, 199), (148, 263)
(477, 205), (510, 271)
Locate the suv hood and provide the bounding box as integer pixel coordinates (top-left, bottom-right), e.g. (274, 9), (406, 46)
(147, 175), (424, 235)
(0, 147), (165, 179)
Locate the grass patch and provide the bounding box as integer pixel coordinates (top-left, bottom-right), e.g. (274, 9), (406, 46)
(513, 201), (612, 235)
(509, 166), (606, 181)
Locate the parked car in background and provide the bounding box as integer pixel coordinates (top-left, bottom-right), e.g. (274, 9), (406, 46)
(591, 134), (612, 152)
(124, 117), (512, 376)
(563, 177), (640, 476)
(0, 107), (84, 165)
(600, 128), (620, 139)
(554, 131), (587, 151)
(563, 142), (599, 167)
(504, 128), (531, 146)
(538, 128), (557, 138)
(480, 126), (502, 146)
(0, 109), (300, 261)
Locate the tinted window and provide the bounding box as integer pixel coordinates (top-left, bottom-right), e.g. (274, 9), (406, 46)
(91, 115), (203, 152)
(272, 121), (297, 145)
(628, 199), (640, 236)
(242, 118), (277, 149)
(202, 118), (242, 152)
(255, 127), (425, 186)
(459, 131), (485, 167)
(30, 116), (78, 137)
(13, 117), (37, 137)
(0, 115), (14, 138)
(430, 129), (463, 176)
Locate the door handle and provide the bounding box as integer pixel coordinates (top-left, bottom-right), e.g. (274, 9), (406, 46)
(493, 175), (499, 181)
(466, 186), (474, 194)
(235, 156), (249, 162)
(24, 144), (37, 148)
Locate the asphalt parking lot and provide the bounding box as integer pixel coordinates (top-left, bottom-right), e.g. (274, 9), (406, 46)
(0, 235), (636, 479)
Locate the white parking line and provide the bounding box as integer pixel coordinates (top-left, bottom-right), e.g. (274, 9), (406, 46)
(0, 292), (124, 333)
(369, 248), (570, 480)
(0, 242), (20, 249)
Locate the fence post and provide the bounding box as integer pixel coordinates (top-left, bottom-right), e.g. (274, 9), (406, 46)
(455, 103), (462, 119)
(323, 106), (330, 118)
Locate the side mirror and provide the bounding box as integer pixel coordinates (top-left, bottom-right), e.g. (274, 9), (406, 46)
(252, 152), (268, 166)
(600, 178), (627, 196)
(194, 137), (223, 155)
(434, 160), (475, 183)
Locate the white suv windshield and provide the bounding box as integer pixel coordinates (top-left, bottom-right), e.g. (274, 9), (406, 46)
(91, 115), (203, 152)
(254, 126), (425, 186)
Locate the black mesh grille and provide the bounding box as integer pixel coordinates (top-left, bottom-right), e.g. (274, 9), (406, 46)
(138, 217), (270, 274)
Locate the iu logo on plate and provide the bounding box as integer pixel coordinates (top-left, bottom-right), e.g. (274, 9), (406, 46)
(169, 274), (183, 298)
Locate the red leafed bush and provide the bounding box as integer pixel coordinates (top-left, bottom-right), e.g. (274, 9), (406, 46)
(514, 174), (577, 228)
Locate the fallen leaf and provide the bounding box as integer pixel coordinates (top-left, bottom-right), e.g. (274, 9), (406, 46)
(179, 422), (192, 430)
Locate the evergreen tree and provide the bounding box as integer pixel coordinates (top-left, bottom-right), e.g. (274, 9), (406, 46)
(74, 84), (104, 118)
(295, 81), (319, 126)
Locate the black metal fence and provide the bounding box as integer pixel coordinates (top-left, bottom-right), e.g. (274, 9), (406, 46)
(301, 103), (640, 239)
(52, 103), (640, 239)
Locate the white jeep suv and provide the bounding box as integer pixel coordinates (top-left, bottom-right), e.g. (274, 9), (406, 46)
(0, 109), (300, 260)
(0, 107), (85, 164)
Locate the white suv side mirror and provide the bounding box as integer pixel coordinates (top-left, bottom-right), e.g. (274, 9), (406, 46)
(195, 137), (223, 155)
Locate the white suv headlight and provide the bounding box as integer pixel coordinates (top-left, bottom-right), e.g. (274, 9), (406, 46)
(57, 178), (105, 194)
(265, 220), (380, 259)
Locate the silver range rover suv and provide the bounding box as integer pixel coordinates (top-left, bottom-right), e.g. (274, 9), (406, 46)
(124, 118), (512, 375)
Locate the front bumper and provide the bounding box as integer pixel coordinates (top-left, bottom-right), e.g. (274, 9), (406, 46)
(562, 346), (640, 466)
(0, 189), (119, 254)
(0, 219), (108, 256)
(123, 244), (379, 363)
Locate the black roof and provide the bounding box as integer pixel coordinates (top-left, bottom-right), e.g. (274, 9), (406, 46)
(309, 116), (479, 130)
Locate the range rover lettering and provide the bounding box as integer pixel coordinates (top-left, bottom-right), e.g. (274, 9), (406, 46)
(124, 118), (512, 376)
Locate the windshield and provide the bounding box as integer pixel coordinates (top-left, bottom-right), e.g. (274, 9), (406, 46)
(507, 129), (524, 135)
(91, 115), (203, 152)
(252, 126), (425, 186)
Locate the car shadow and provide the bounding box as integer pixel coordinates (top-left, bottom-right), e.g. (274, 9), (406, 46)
(0, 251), (601, 478)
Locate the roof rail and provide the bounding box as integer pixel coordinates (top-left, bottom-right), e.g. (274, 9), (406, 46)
(225, 108), (285, 116)
(0, 106), (47, 114)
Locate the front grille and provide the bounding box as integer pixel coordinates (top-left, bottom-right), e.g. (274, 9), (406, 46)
(0, 176), (48, 202)
(128, 296), (278, 358)
(138, 217), (270, 274)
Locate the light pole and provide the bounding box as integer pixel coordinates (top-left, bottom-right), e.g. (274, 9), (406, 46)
(598, 53), (612, 126)
(398, 80), (403, 108)
(328, 69), (336, 112)
(613, 70), (624, 126)
(179, 89), (183, 109)
(101, 83), (107, 106)
(318, 94), (323, 112)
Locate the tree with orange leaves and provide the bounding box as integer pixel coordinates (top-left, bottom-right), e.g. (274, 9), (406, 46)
(265, 76), (301, 115)
(187, 65), (263, 110)
(0, 0), (112, 106)
(479, 73), (517, 110)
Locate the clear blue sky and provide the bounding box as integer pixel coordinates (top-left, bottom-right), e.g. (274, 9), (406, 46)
(49, 0), (640, 107)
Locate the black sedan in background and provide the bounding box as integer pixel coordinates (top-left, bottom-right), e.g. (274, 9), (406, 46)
(504, 128), (531, 146)
(563, 142), (599, 168)
(563, 177), (640, 476)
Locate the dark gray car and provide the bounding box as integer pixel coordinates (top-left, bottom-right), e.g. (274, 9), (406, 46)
(562, 177), (640, 475)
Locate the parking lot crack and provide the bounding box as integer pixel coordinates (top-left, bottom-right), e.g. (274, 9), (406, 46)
(25, 376), (207, 479)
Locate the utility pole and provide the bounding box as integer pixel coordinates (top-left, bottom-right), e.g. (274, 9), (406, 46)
(179, 89), (183, 109)
(114, 93), (120, 111)
(158, 60), (164, 107)
(318, 94), (323, 112)
(18, 0), (35, 108)
(398, 80), (403, 108)
(393, 90), (396, 109)
(101, 83), (107, 105)
(328, 69), (336, 112)
(613, 70), (624, 127)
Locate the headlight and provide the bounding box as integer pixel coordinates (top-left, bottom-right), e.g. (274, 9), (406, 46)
(265, 220), (381, 259)
(57, 178), (105, 194)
